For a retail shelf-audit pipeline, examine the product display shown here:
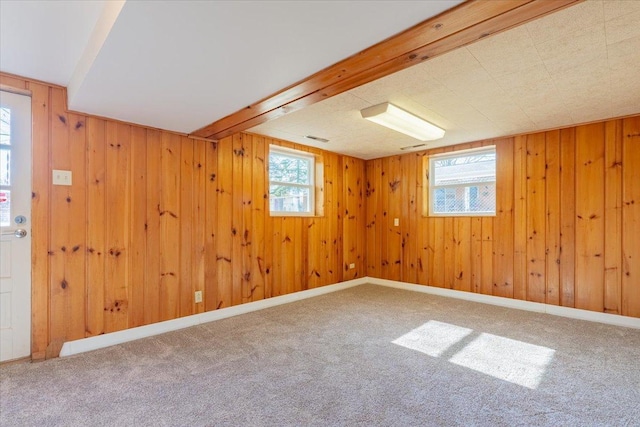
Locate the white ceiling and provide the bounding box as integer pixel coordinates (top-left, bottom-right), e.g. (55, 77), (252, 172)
(0, 0), (462, 134)
(250, 0), (640, 159)
(0, 0), (106, 86)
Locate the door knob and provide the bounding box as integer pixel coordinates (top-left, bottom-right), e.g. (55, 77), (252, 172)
(1, 229), (27, 238)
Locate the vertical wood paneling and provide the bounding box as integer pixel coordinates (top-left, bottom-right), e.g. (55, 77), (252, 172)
(231, 134), (244, 305)
(480, 217), (493, 295)
(159, 133), (180, 321)
(49, 90), (87, 355)
(48, 87), (70, 355)
(28, 82), (50, 359)
(493, 138), (513, 298)
(356, 158), (366, 278)
(575, 123), (605, 312)
(67, 113), (87, 338)
(559, 128), (576, 307)
(144, 130), (162, 324)
(388, 156), (402, 281)
(104, 123), (130, 333)
(343, 157), (358, 280)
(5, 73), (367, 360)
(622, 116), (640, 317)
(5, 70), (640, 360)
(250, 136), (266, 300)
(86, 117), (105, 337)
(364, 115), (640, 321)
(404, 153), (418, 284)
(193, 140), (207, 314)
(379, 158), (390, 279)
(545, 131), (561, 306)
(513, 135), (528, 301)
(368, 159), (382, 278)
(416, 155), (429, 285)
(604, 120), (623, 314)
(471, 217), (482, 293)
(455, 217), (471, 292)
(241, 136), (254, 301)
(129, 127), (147, 327)
(179, 137), (194, 317)
(526, 133), (547, 303)
(204, 141), (218, 310)
(216, 137), (233, 307)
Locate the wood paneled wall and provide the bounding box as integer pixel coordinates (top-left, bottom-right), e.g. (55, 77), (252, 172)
(365, 115), (640, 318)
(1, 73), (366, 360)
(3, 70), (638, 360)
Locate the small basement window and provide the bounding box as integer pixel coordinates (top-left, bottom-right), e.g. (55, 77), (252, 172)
(269, 146), (315, 216)
(428, 146), (496, 216)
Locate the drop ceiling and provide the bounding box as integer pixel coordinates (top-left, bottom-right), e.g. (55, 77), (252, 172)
(250, 0), (640, 159)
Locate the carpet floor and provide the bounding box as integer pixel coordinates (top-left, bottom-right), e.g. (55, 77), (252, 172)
(1, 284), (639, 427)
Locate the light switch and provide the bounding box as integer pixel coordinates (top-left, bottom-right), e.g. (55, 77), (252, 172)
(53, 170), (72, 186)
(394, 218), (399, 227)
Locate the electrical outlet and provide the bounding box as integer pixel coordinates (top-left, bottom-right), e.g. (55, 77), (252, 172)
(349, 263), (356, 269)
(194, 290), (203, 303)
(52, 170), (72, 186)
(394, 218), (399, 227)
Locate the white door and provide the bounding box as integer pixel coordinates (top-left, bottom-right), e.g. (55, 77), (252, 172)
(0, 90), (32, 362)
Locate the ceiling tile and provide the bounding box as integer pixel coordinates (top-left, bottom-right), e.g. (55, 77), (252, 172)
(605, 9), (640, 45)
(421, 48), (485, 86)
(493, 64), (553, 95)
(603, 0), (640, 21)
(536, 24), (607, 76)
(467, 26), (542, 77)
(552, 58), (611, 99)
(525, 0), (603, 43)
(607, 34), (640, 72)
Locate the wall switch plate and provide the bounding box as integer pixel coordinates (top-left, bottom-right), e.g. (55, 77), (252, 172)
(194, 290), (203, 303)
(53, 170), (72, 186)
(349, 263), (356, 269)
(394, 218), (399, 227)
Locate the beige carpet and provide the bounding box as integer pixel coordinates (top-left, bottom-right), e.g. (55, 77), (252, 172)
(1, 284), (639, 426)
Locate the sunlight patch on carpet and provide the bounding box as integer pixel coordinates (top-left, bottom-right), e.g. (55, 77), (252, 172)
(392, 320), (473, 357)
(449, 332), (555, 389)
(393, 321), (555, 389)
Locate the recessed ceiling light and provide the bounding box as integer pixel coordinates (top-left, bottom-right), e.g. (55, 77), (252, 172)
(361, 102), (445, 141)
(304, 135), (329, 143)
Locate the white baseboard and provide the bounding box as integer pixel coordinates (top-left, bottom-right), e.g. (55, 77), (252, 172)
(60, 275), (639, 357)
(59, 277), (368, 357)
(367, 277), (640, 330)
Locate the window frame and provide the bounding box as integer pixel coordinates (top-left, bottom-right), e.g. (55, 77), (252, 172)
(427, 145), (497, 217)
(268, 145), (316, 217)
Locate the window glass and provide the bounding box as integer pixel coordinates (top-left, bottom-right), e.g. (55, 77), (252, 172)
(429, 147), (496, 216)
(269, 146), (315, 215)
(0, 108), (10, 146)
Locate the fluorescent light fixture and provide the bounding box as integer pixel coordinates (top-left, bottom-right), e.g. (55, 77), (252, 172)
(361, 102), (445, 141)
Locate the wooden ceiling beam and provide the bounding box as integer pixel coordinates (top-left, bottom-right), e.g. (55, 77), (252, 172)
(190, 0), (582, 140)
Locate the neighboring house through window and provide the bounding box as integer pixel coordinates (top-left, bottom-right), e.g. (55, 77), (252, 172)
(428, 146), (496, 216)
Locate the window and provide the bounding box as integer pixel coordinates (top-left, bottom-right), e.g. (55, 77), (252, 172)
(269, 146), (315, 216)
(0, 107), (11, 226)
(428, 146), (496, 216)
